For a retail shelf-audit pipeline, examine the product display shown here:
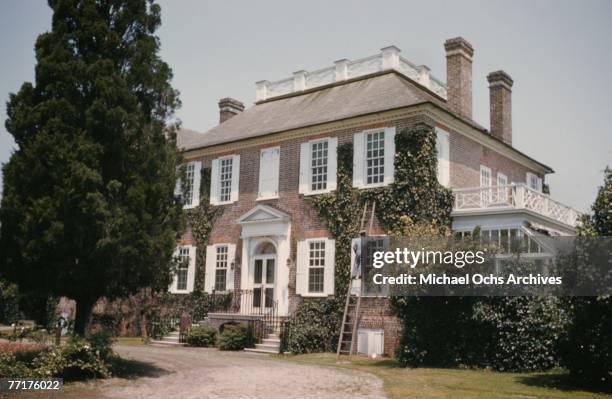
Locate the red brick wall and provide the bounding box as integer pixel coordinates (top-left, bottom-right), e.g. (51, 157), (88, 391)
(183, 112), (544, 356)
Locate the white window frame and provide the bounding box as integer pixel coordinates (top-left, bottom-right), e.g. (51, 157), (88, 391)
(169, 245), (196, 294)
(204, 244), (236, 293)
(180, 161), (201, 209)
(257, 146), (280, 200)
(299, 137), (338, 195)
(353, 127), (395, 189)
(213, 245), (229, 292)
(296, 237), (335, 297)
(526, 172), (542, 192)
(497, 173), (508, 203)
(210, 155), (240, 205)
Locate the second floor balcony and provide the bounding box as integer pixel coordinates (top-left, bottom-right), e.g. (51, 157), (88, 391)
(452, 184), (581, 229)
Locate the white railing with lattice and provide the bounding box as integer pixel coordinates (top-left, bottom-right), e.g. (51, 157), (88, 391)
(453, 184), (581, 227)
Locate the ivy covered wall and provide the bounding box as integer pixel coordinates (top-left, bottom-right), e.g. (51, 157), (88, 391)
(287, 124), (454, 353)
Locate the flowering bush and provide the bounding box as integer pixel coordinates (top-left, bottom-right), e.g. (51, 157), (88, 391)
(33, 339), (110, 380)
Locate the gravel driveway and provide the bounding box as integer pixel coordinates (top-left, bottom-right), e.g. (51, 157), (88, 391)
(83, 344), (385, 399)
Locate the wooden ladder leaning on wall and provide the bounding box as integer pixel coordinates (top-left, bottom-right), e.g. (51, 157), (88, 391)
(336, 200), (375, 358)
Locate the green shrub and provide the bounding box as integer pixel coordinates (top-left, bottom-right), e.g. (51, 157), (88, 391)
(218, 324), (247, 351)
(186, 325), (217, 347)
(86, 331), (115, 361)
(33, 339), (110, 380)
(285, 298), (342, 354)
(0, 351), (33, 378)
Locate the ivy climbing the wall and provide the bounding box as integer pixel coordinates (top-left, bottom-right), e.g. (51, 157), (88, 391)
(185, 167), (222, 291)
(286, 124), (454, 354)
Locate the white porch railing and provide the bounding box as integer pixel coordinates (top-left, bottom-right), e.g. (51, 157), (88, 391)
(453, 184), (581, 227)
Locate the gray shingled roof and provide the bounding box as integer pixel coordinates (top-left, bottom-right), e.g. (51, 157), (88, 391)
(177, 71), (451, 150)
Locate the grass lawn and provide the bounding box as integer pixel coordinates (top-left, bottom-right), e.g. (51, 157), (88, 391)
(282, 353), (611, 399)
(114, 337), (145, 346)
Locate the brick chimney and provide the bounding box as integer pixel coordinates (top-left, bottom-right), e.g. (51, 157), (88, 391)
(444, 37), (474, 119)
(487, 70), (513, 145)
(218, 98), (244, 123)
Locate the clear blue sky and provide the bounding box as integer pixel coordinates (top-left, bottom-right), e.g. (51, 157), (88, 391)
(1, 0), (611, 212)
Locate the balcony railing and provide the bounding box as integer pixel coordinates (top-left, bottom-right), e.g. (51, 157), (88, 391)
(207, 289), (281, 334)
(453, 184), (581, 227)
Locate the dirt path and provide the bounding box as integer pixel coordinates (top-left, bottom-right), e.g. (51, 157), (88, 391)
(70, 344), (385, 399)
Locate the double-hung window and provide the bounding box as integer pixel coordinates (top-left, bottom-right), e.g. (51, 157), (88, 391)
(210, 155), (240, 205)
(299, 138), (338, 195)
(177, 161), (201, 209)
(219, 158), (233, 202)
(308, 241), (326, 293)
(170, 245), (196, 293)
(310, 141), (328, 192)
(214, 245), (228, 291)
(177, 247), (190, 291)
(204, 244), (236, 293)
(296, 238), (336, 296)
(366, 131), (385, 185)
(526, 172), (542, 192)
(353, 127), (395, 188)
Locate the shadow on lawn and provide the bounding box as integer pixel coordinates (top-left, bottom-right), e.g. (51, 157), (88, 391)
(109, 356), (172, 379)
(517, 373), (612, 395)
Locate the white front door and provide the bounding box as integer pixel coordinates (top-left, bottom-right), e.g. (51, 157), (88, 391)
(252, 255), (275, 309)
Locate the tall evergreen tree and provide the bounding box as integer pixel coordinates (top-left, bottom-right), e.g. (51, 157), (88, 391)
(0, 0), (184, 334)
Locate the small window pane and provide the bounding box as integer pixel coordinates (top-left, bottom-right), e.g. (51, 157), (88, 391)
(308, 241), (325, 293)
(310, 141), (328, 191)
(219, 158), (233, 202)
(365, 131), (385, 185)
(177, 247), (190, 290)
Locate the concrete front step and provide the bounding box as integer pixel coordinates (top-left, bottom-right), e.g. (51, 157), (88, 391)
(262, 338), (280, 345)
(255, 343), (280, 351)
(244, 347), (279, 354)
(149, 340), (186, 347)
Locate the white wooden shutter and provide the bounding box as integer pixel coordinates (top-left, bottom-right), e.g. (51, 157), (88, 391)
(327, 137), (338, 192)
(186, 246), (197, 293)
(298, 142), (310, 194)
(537, 177), (543, 192)
(226, 244), (236, 291)
(384, 127), (396, 185)
(371, 330), (384, 355)
(295, 240), (308, 295)
(258, 148), (279, 199)
(169, 247), (179, 292)
(353, 132), (364, 188)
(436, 128), (450, 187)
(191, 161), (202, 207)
(204, 245), (216, 293)
(358, 330), (368, 354)
(210, 159), (220, 205)
(230, 155), (240, 202)
(324, 239), (336, 295)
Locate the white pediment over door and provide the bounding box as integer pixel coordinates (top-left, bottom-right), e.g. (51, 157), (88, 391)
(236, 205), (291, 238)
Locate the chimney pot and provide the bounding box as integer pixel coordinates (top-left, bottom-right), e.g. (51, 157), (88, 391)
(487, 70), (514, 145)
(444, 37), (474, 119)
(218, 97), (244, 124)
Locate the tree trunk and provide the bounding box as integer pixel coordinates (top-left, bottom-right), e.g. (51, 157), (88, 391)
(74, 298), (94, 336)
